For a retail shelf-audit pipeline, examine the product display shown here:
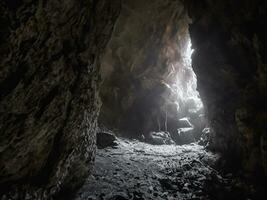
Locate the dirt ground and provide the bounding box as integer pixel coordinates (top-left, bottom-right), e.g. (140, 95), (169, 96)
(75, 138), (266, 200)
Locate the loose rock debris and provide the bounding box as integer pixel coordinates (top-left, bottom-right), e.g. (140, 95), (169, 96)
(75, 138), (266, 200)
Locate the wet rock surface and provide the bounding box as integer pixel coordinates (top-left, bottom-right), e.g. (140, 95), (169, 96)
(75, 138), (266, 200)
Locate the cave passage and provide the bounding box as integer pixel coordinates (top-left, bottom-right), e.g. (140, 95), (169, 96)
(0, 0), (267, 199)
(77, 5), (264, 199)
(80, 1), (267, 198)
(168, 34), (205, 146)
(99, 5), (206, 146)
(80, 26), (222, 200)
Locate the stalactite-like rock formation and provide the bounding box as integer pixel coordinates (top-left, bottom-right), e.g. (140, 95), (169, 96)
(0, 0), (120, 198)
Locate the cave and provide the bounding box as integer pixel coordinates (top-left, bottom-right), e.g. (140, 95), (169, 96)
(0, 0), (267, 199)
(99, 4), (204, 145)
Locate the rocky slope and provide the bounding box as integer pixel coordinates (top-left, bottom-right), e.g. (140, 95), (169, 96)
(0, 0), (120, 198)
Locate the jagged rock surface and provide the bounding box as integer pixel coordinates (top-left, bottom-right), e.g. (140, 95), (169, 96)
(0, 0), (120, 198)
(187, 0), (267, 174)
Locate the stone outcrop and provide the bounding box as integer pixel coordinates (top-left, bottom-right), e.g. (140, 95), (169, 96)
(0, 0), (120, 198)
(186, 0), (267, 174)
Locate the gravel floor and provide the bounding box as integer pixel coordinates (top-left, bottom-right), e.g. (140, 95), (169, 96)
(75, 138), (266, 200)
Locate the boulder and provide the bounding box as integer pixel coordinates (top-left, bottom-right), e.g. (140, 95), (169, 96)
(171, 117), (196, 144)
(145, 131), (175, 145)
(177, 127), (195, 144)
(97, 132), (117, 149)
(178, 117), (194, 128)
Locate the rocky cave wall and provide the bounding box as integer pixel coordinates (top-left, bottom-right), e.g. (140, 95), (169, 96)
(0, 0), (266, 198)
(99, 0), (197, 137)
(0, 0), (120, 198)
(186, 0), (267, 175)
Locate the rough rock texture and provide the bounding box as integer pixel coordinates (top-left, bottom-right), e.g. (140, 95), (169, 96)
(0, 0), (120, 198)
(187, 0), (267, 174)
(99, 0), (198, 137)
(1, 0), (266, 198)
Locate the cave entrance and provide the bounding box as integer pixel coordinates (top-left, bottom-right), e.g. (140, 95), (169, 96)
(172, 35), (205, 145)
(173, 36), (203, 116)
(153, 31), (205, 145)
(99, 2), (206, 145)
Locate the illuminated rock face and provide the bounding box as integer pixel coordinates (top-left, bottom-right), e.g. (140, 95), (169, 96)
(0, 0), (120, 198)
(99, 0), (202, 138)
(187, 0), (267, 174)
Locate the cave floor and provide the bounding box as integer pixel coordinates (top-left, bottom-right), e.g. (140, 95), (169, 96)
(75, 138), (264, 200)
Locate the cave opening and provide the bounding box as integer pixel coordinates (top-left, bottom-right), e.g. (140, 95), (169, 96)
(98, 4), (207, 146)
(166, 31), (205, 146)
(1, 0), (267, 199)
(173, 36), (203, 115)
